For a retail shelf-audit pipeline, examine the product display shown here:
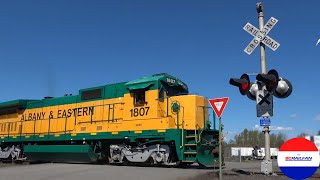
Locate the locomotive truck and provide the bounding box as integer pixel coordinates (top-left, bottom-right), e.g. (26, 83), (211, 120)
(0, 73), (220, 167)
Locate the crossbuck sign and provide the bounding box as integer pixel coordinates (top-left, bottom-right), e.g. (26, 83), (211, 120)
(243, 17), (280, 55)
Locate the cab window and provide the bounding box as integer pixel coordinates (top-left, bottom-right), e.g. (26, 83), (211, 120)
(134, 91), (146, 105)
(164, 85), (188, 97)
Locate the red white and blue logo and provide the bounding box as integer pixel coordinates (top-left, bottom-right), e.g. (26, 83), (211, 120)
(278, 138), (320, 179)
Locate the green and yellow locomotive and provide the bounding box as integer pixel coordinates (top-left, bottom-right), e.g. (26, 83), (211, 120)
(0, 73), (220, 167)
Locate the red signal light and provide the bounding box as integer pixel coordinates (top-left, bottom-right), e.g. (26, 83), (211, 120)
(241, 84), (249, 90)
(229, 74), (250, 96)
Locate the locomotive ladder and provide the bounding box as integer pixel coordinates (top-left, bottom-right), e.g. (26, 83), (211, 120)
(181, 106), (216, 164)
(182, 130), (198, 163)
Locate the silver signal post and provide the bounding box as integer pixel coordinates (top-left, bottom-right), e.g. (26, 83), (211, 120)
(256, 2), (272, 175)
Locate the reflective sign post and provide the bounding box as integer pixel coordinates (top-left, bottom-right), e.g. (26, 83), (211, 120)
(218, 117), (222, 179)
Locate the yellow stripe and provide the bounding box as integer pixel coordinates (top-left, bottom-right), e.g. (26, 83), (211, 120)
(134, 131), (142, 134)
(54, 134), (60, 137)
(90, 132), (97, 135)
(39, 135), (44, 137)
(157, 129), (166, 133)
(12, 136), (17, 139)
(25, 136), (30, 138)
(71, 133), (77, 136)
(0, 136), (4, 139)
(111, 132), (118, 135)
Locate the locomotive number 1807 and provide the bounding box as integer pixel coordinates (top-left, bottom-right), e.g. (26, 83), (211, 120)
(130, 107), (150, 117)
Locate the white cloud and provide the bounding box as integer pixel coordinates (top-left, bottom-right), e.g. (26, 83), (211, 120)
(270, 126), (294, 131)
(314, 114), (320, 121)
(254, 124), (294, 131)
(227, 131), (238, 135)
(290, 113), (297, 119)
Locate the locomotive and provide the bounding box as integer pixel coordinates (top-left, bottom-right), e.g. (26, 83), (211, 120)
(0, 73), (220, 167)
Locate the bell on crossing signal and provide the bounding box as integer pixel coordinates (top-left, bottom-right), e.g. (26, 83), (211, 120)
(229, 74), (250, 95)
(256, 69), (293, 98)
(256, 69), (279, 92)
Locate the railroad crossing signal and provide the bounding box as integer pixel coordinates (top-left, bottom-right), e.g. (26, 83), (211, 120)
(243, 17), (280, 55)
(230, 70), (292, 117)
(230, 70), (292, 102)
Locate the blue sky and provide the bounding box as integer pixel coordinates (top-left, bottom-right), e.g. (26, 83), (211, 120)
(0, 0), (319, 140)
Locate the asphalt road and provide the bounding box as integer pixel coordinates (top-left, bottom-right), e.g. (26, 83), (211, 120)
(0, 163), (209, 180)
(190, 161), (320, 180)
(0, 161), (319, 180)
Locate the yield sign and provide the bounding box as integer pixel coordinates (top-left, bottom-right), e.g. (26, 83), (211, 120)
(208, 97), (229, 118)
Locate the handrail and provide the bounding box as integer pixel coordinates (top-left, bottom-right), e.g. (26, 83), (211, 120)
(2, 101), (126, 137)
(180, 106), (185, 149)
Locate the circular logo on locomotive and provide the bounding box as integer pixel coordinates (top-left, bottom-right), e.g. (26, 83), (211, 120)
(171, 101), (180, 114)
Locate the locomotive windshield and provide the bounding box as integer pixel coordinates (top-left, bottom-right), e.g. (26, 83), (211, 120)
(161, 80), (188, 97)
(125, 73), (189, 100)
(164, 85), (188, 97)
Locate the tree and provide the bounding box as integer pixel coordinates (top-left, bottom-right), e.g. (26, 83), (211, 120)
(231, 129), (286, 148)
(223, 129), (287, 161)
(274, 133), (286, 148)
(297, 132), (308, 138)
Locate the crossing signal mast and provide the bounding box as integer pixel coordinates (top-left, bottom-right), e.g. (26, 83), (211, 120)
(229, 2), (293, 176)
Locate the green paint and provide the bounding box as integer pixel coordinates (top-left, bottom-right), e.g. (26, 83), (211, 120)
(2, 128), (219, 167)
(197, 144), (218, 167)
(196, 130), (220, 167)
(125, 81), (155, 91)
(125, 73), (188, 91)
(24, 144), (97, 163)
(0, 99), (34, 109)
